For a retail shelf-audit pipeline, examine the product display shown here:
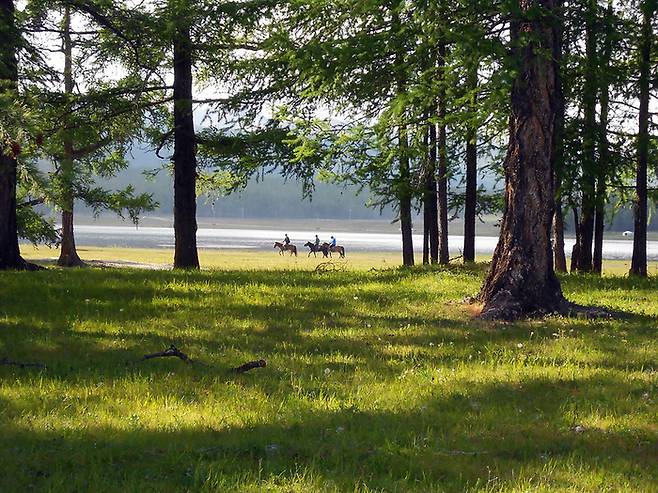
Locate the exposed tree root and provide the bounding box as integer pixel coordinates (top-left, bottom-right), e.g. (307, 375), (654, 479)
(478, 293), (626, 322)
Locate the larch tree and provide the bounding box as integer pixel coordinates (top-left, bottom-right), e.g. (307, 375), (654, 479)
(478, 0), (568, 320)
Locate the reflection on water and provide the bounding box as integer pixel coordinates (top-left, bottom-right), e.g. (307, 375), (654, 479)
(42, 225), (658, 260)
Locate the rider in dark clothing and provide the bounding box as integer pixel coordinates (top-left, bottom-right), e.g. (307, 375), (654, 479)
(314, 235), (320, 248)
(284, 234), (290, 245)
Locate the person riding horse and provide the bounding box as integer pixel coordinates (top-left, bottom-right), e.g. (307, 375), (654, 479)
(304, 241), (329, 258)
(323, 236), (346, 258)
(284, 234), (290, 246)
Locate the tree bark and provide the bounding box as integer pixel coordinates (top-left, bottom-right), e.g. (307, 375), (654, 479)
(437, 42), (449, 265)
(57, 6), (85, 268)
(0, 0), (29, 270)
(630, 0), (654, 277)
(172, 9), (200, 270)
(463, 64), (478, 263)
(479, 0), (567, 320)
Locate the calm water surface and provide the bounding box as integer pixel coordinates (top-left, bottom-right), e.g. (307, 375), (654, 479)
(64, 225), (658, 260)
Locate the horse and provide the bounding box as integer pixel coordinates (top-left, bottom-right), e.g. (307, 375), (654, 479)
(322, 242), (346, 258)
(274, 241), (297, 256)
(304, 242), (329, 258)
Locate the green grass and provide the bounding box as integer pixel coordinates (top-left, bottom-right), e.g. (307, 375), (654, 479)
(1, 253), (657, 492)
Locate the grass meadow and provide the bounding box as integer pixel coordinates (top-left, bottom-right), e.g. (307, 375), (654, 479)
(0, 248), (656, 492)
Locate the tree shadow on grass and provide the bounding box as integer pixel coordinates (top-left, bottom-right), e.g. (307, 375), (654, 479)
(0, 374), (655, 492)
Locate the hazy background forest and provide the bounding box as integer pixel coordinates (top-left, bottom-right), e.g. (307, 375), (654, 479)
(57, 146), (655, 232)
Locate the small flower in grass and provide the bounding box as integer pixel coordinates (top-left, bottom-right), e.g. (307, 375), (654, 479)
(429, 342), (434, 347)
(336, 426), (345, 433)
(265, 444), (280, 453)
(642, 392), (650, 400)
(572, 424), (586, 434)
(84, 298), (91, 303)
(353, 296), (359, 300)
(517, 343), (524, 349)
(324, 368), (331, 375)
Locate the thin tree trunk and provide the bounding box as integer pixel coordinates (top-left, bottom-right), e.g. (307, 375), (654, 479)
(0, 0), (30, 270)
(630, 0), (654, 277)
(429, 122), (439, 263)
(479, 0), (566, 320)
(552, 0), (567, 273)
(463, 63), (478, 263)
(593, 1), (613, 275)
(574, 0), (598, 273)
(393, 5), (414, 267)
(570, 207), (581, 273)
(172, 8), (200, 270)
(437, 42), (449, 265)
(58, 6), (85, 268)
(553, 205), (567, 272)
(422, 125), (438, 265)
(399, 124), (414, 267)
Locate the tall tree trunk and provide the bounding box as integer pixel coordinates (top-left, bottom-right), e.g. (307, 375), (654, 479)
(172, 9), (200, 269)
(463, 63), (478, 263)
(0, 0), (29, 270)
(437, 42), (449, 265)
(630, 0), (654, 277)
(422, 124), (438, 265)
(479, 0), (566, 320)
(593, 0), (613, 275)
(393, 5), (414, 267)
(552, 0), (567, 273)
(58, 5), (85, 268)
(574, 0), (598, 273)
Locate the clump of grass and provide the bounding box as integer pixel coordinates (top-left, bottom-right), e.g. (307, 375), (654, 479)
(0, 258), (656, 492)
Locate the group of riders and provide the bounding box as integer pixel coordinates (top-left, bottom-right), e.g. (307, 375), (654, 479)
(274, 234), (346, 258)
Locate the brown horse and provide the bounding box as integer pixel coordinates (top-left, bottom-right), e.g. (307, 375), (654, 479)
(274, 241), (297, 256)
(322, 242), (346, 258)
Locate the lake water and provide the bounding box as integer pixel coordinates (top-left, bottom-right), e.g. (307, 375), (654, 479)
(65, 225), (658, 260)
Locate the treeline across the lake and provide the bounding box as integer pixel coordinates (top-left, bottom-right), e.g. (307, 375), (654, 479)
(0, 0), (656, 317)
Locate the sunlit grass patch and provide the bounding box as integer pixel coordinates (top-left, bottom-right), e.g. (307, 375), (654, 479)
(0, 259), (656, 492)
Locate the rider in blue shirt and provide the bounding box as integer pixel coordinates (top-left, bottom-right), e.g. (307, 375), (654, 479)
(330, 236), (336, 248)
